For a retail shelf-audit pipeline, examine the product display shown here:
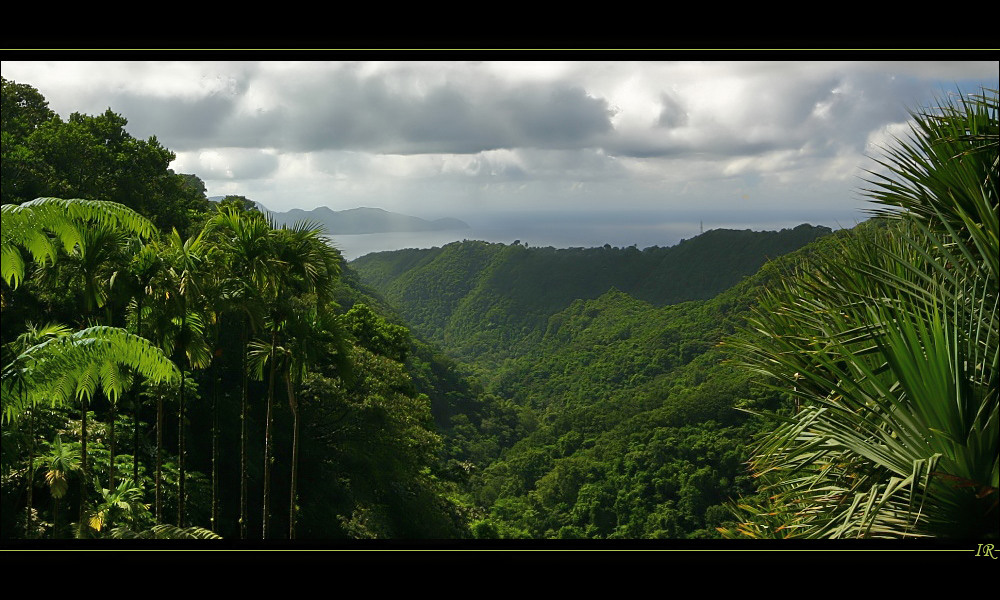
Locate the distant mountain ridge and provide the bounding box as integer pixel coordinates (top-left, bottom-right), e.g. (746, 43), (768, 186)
(350, 223), (833, 366)
(208, 198), (470, 234)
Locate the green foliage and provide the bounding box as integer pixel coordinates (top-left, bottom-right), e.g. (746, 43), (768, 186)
(2, 197), (157, 291)
(109, 523), (222, 539)
(14, 75), (989, 544)
(2, 325), (181, 422)
(348, 206), (847, 539)
(0, 78), (210, 232)
(352, 225), (831, 367)
(723, 88), (998, 539)
(36, 435), (80, 501)
(294, 346), (468, 538)
(343, 303), (411, 363)
(0, 120), (458, 539)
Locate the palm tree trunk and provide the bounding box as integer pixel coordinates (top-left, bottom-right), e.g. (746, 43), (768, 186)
(155, 396), (163, 523)
(240, 323), (249, 540)
(211, 355), (219, 533)
(262, 328), (277, 539)
(177, 366), (186, 526)
(53, 496), (61, 539)
(287, 374), (299, 540)
(132, 389), (141, 484)
(109, 399), (117, 492)
(132, 299), (143, 486)
(25, 406), (34, 538)
(78, 397), (89, 538)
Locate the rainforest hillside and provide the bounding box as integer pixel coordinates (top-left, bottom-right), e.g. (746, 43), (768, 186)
(354, 225), (865, 538)
(350, 224), (831, 367)
(0, 78), (476, 540)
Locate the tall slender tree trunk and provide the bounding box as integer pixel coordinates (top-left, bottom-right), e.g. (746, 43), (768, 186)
(240, 323), (249, 540)
(53, 496), (61, 539)
(25, 406), (34, 538)
(78, 396), (89, 537)
(155, 396), (163, 523)
(177, 367), (186, 526)
(108, 399), (117, 491)
(132, 300), (144, 486)
(287, 374), (299, 540)
(211, 355), (219, 533)
(132, 389), (141, 484)
(262, 328), (277, 539)
(176, 306), (190, 527)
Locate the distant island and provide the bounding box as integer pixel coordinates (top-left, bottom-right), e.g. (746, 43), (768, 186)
(209, 199), (471, 235)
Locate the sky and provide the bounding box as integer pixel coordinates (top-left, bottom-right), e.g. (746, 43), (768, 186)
(2, 59), (997, 242)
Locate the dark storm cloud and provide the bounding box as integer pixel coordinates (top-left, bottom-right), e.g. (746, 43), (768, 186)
(203, 67), (615, 154)
(656, 93), (688, 128)
(499, 85), (616, 147)
(26, 62), (262, 152)
(102, 92), (239, 149)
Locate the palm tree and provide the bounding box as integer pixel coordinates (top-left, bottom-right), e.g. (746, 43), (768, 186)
(34, 435), (80, 538)
(724, 88), (997, 538)
(1, 325), (180, 422)
(2, 197), (157, 293)
(249, 299), (347, 538)
(3, 322), (73, 536)
(62, 220), (128, 534)
(2, 324), (180, 536)
(2, 197), (174, 536)
(195, 248), (230, 534)
(150, 228), (213, 526)
(116, 241), (163, 485)
(87, 477), (149, 534)
(204, 205), (274, 539)
(287, 304), (350, 539)
(254, 221), (341, 538)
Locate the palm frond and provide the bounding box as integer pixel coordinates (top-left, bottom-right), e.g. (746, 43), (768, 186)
(108, 524), (222, 539)
(728, 87), (998, 539)
(1, 197), (157, 288)
(1, 326), (180, 422)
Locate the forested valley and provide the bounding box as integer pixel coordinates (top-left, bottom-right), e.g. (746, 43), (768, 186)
(2, 77), (996, 543)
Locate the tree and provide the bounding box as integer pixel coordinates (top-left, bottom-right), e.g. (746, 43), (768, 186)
(253, 221), (341, 538)
(1, 77), (58, 205)
(43, 217), (133, 531)
(34, 435), (80, 538)
(204, 205), (275, 538)
(724, 88), (998, 539)
(2, 197), (157, 292)
(116, 241), (164, 485)
(250, 298), (348, 538)
(2, 197), (179, 537)
(1, 79), (210, 233)
(1, 77), (57, 141)
(147, 229), (213, 526)
(4, 322), (76, 536)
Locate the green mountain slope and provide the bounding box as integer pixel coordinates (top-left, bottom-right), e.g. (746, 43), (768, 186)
(351, 224), (832, 367)
(453, 224), (864, 539)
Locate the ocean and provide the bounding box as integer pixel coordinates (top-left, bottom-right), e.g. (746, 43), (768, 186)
(329, 209), (853, 262)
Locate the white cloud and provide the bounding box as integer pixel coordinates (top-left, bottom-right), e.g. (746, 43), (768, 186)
(172, 147), (279, 180)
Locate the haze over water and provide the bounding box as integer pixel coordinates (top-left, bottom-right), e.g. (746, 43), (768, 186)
(334, 209), (857, 261)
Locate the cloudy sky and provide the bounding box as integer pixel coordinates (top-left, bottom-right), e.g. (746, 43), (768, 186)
(3, 59), (997, 239)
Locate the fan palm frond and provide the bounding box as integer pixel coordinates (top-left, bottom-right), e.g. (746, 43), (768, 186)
(727, 87), (998, 538)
